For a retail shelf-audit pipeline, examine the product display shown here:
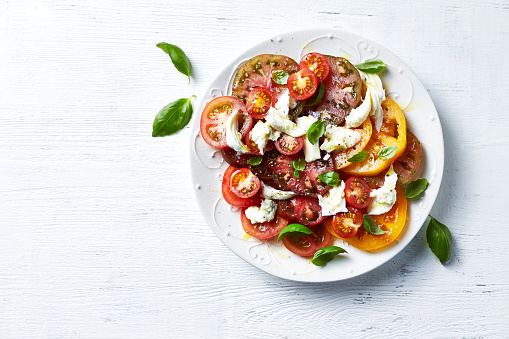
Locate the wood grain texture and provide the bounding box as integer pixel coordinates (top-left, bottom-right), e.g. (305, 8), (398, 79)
(1, 0), (508, 338)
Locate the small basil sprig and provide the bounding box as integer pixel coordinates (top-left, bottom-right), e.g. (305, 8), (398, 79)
(272, 70), (290, 85)
(317, 171), (340, 187)
(304, 83), (325, 106)
(355, 59), (386, 74)
(248, 156), (263, 166)
(311, 246), (348, 266)
(348, 151), (369, 163)
(307, 120), (325, 145)
(377, 146), (397, 160)
(363, 214), (386, 235)
(290, 158), (306, 178)
(405, 178), (428, 199)
(157, 42), (192, 84)
(277, 223), (314, 242)
(426, 216), (452, 264)
(152, 96), (195, 137)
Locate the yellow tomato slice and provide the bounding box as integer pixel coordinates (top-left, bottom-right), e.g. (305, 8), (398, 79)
(342, 98), (407, 176)
(324, 187), (408, 251)
(331, 116), (372, 170)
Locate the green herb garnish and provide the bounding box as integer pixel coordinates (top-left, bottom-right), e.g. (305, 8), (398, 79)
(317, 171), (340, 187)
(277, 223), (314, 242)
(307, 120), (325, 145)
(363, 214), (386, 235)
(310, 246), (348, 266)
(354, 59), (386, 74)
(156, 42), (192, 84)
(152, 96), (195, 137)
(272, 70), (290, 85)
(347, 151), (369, 163)
(377, 146), (397, 160)
(405, 178), (428, 199)
(426, 216), (452, 264)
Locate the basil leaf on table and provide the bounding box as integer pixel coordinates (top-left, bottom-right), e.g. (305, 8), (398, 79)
(310, 246), (348, 266)
(156, 42), (192, 84)
(317, 171), (340, 187)
(277, 223), (314, 242)
(152, 96), (195, 137)
(377, 146), (398, 160)
(272, 70), (290, 85)
(307, 120), (325, 145)
(354, 59), (386, 74)
(347, 150), (369, 163)
(405, 178), (428, 199)
(363, 214), (386, 235)
(304, 83), (325, 106)
(426, 216), (452, 264)
(247, 156), (263, 166)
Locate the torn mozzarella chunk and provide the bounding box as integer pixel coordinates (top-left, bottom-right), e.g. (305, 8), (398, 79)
(359, 71), (385, 131)
(367, 165), (398, 215)
(265, 89), (305, 137)
(320, 125), (361, 153)
(225, 109), (249, 154)
(296, 115), (321, 162)
(345, 88), (371, 128)
(318, 181), (348, 216)
(261, 182), (296, 200)
(245, 199), (277, 224)
(249, 121), (280, 154)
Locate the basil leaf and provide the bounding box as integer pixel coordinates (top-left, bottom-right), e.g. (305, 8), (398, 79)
(310, 246), (348, 266)
(405, 178), (428, 199)
(290, 158), (305, 178)
(354, 59), (386, 74)
(277, 223), (314, 242)
(307, 120), (325, 145)
(426, 216), (452, 264)
(347, 151), (369, 163)
(152, 96), (195, 137)
(377, 146), (398, 160)
(272, 70), (290, 85)
(304, 82), (325, 106)
(247, 156), (263, 166)
(293, 169), (300, 179)
(157, 42), (192, 84)
(363, 214), (386, 235)
(317, 171), (340, 187)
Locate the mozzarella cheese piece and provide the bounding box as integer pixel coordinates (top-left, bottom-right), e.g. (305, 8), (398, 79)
(320, 125), (361, 153)
(367, 165), (398, 215)
(359, 71), (385, 131)
(245, 199), (277, 224)
(296, 115), (321, 162)
(249, 120), (280, 154)
(318, 181), (348, 216)
(345, 88), (371, 128)
(265, 90), (305, 137)
(225, 109), (249, 154)
(261, 182), (296, 200)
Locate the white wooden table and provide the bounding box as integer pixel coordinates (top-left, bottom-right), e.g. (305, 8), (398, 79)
(1, 1), (507, 337)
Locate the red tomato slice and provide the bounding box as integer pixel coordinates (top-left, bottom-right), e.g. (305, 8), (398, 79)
(300, 158), (334, 196)
(266, 151), (301, 192)
(229, 168), (261, 199)
(275, 134), (304, 155)
(246, 87), (275, 119)
(240, 208), (288, 240)
(293, 196), (325, 226)
(222, 165), (262, 207)
(393, 130), (423, 185)
(287, 68), (318, 100)
(221, 148), (252, 167)
(282, 224), (333, 257)
(331, 207), (363, 238)
(200, 96), (253, 149)
(245, 130), (275, 155)
(277, 199), (298, 222)
(344, 176), (372, 209)
(300, 52), (330, 83)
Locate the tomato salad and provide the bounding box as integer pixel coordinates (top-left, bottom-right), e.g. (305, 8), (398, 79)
(200, 53), (422, 259)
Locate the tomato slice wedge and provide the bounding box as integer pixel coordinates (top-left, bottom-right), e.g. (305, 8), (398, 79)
(282, 224), (333, 257)
(293, 196), (325, 226)
(344, 176), (372, 209)
(331, 207), (363, 238)
(287, 68), (318, 100)
(200, 96), (253, 149)
(275, 134), (304, 155)
(392, 130), (422, 185)
(221, 165), (262, 207)
(246, 87), (275, 119)
(229, 168), (261, 199)
(241, 208), (288, 240)
(300, 52), (330, 83)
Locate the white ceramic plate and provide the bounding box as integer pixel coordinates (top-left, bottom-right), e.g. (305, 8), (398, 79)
(189, 29), (444, 282)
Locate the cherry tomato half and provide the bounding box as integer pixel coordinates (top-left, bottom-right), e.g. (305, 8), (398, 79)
(246, 87), (275, 119)
(287, 68), (318, 100)
(344, 176), (372, 209)
(200, 96), (253, 149)
(221, 165), (262, 207)
(241, 208), (288, 240)
(300, 52), (330, 83)
(229, 168), (261, 199)
(331, 207), (363, 238)
(275, 134), (304, 155)
(282, 224), (333, 257)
